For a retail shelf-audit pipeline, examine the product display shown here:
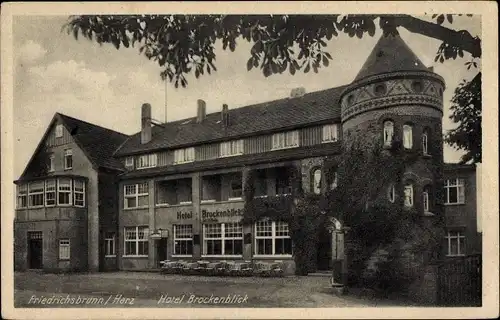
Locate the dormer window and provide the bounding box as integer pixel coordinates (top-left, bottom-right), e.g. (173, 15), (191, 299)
(174, 147), (195, 164)
(125, 157), (134, 168)
(220, 140), (243, 157)
(272, 131), (299, 150)
(322, 124), (338, 143)
(137, 153), (157, 169)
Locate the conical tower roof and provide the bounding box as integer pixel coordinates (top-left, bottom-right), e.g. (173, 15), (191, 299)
(354, 33), (429, 82)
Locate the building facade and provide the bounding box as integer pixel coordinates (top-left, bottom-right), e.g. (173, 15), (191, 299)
(14, 34), (481, 274)
(14, 113), (128, 272)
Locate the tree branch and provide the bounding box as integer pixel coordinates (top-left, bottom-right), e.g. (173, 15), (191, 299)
(393, 15), (481, 58)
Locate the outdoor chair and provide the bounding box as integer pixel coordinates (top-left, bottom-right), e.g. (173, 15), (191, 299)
(160, 260), (175, 274)
(184, 262), (198, 275)
(206, 262), (222, 276)
(228, 262), (243, 276)
(225, 261), (236, 276)
(239, 262), (253, 276)
(172, 261), (186, 274)
(270, 261), (285, 277)
(194, 262), (208, 275)
(255, 262), (273, 277)
(215, 261), (227, 276)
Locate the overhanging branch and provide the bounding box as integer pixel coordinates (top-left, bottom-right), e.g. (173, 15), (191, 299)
(392, 15), (481, 58)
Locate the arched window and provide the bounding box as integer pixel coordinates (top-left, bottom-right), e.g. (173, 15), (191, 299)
(312, 169), (322, 194)
(423, 185), (432, 213)
(403, 124), (413, 149)
(383, 121), (394, 146)
(422, 129), (430, 155)
(404, 183), (414, 207)
(388, 184), (396, 203)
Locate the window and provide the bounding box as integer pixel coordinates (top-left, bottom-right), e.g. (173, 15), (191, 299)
(105, 233), (116, 257)
(445, 231), (465, 256)
(272, 131), (299, 150)
(28, 181), (44, 207)
(412, 80), (423, 93)
(124, 183), (149, 209)
(374, 83), (387, 96)
(124, 226), (149, 256)
(255, 221), (292, 256)
(59, 239), (70, 260)
(220, 140), (243, 157)
(17, 185), (27, 208)
(173, 225), (193, 256)
(174, 147), (195, 164)
(125, 157), (134, 167)
(57, 178), (72, 205)
(156, 179), (192, 205)
(423, 188), (430, 213)
(322, 124), (338, 143)
(422, 130), (429, 155)
(45, 180), (56, 206)
(137, 154), (157, 169)
(201, 175), (221, 202)
(229, 174), (243, 200)
(55, 124), (63, 138)
(74, 180), (85, 207)
(48, 154), (55, 172)
(404, 183), (414, 207)
(64, 149), (73, 170)
(403, 124), (413, 149)
(203, 223), (243, 256)
(388, 184), (396, 203)
(383, 121), (394, 146)
(330, 172), (338, 190)
(312, 169), (322, 194)
(276, 173), (292, 196)
(444, 179), (465, 205)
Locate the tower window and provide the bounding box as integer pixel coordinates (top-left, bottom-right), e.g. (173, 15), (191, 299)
(404, 183), (414, 207)
(422, 129), (430, 155)
(383, 121), (394, 146)
(374, 83), (387, 96)
(403, 124), (413, 149)
(412, 80), (423, 93)
(346, 94), (354, 106)
(423, 185), (432, 213)
(388, 184), (396, 203)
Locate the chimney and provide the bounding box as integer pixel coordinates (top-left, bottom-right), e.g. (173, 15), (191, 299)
(221, 104), (229, 126)
(141, 103), (152, 144)
(196, 99), (206, 123)
(290, 87), (306, 98)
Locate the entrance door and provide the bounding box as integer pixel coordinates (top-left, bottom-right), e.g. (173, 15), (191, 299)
(157, 238), (168, 267)
(316, 227), (332, 271)
(28, 232), (43, 269)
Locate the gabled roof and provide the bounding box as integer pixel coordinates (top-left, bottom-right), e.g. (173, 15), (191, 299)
(354, 34), (428, 82)
(57, 113), (129, 170)
(114, 85), (347, 156)
(17, 113), (129, 181)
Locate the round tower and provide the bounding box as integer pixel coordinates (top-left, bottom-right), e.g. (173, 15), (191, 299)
(339, 34), (446, 217)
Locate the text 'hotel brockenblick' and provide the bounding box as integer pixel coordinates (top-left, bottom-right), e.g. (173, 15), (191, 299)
(14, 34), (481, 273)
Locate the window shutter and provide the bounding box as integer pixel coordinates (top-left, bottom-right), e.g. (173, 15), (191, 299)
(458, 180), (465, 203)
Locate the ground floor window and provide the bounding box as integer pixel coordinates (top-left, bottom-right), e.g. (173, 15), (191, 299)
(445, 230), (465, 257)
(203, 222), (243, 256)
(173, 225), (193, 256)
(255, 221), (292, 256)
(124, 226), (149, 256)
(105, 232), (116, 257)
(59, 239), (70, 260)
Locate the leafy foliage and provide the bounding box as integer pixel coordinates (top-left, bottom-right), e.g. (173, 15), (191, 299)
(63, 14), (481, 87)
(445, 72), (482, 164)
(323, 136), (444, 292)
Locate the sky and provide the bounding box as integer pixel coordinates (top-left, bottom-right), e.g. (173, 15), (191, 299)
(13, 15), (481, 178)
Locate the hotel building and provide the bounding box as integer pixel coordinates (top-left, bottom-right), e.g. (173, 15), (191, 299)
(14, 34), (481, 273)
